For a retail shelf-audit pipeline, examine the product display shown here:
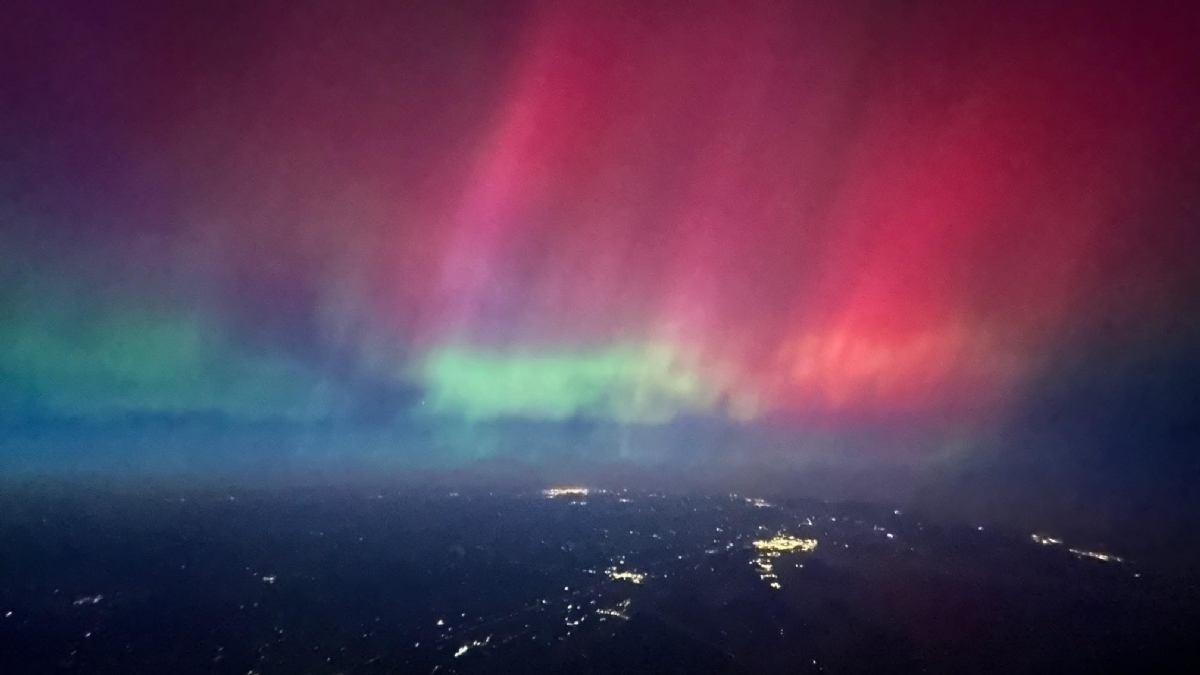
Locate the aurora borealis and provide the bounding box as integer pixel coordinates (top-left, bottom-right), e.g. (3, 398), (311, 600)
(2, 0), (1199, 509)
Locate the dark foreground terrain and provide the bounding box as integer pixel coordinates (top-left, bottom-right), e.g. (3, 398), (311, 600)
(1, 485), (1197, 674)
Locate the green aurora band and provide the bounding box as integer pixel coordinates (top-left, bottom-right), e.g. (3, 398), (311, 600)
(420, 343), (759, 424)
(1, 303), (335, 422)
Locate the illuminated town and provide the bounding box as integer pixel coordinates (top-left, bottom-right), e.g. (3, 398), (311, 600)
(542, 486), (591, 498)
(1069, 548), (1124, 563)
(751, 534), (819, 589)
(1030, 534), (1123, 562)
(605, 567), (646, 584)
(595, 599), (633, 621)
(453, 636), (490, 658)
(753, 534), (819, 553)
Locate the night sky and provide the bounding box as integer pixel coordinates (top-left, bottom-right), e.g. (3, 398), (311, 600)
(2, 1), (1198, 525)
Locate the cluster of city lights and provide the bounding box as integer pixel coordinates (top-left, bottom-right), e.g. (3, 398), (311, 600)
(542, 486), (590, 498)
(750, 534), (818, 589)
(596, 598), (633, 620)
(453, 636), (490, 658)
(1030, 533), (1122, 563)
(752, 535), (818, 553)
(1069, 548), (1123, 563)
(605, 567), (646, 584)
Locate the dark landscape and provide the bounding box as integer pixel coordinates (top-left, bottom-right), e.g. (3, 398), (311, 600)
(3, 486), (1196, 674)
